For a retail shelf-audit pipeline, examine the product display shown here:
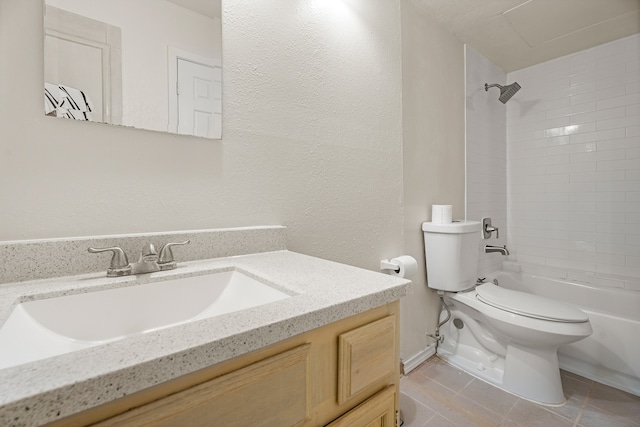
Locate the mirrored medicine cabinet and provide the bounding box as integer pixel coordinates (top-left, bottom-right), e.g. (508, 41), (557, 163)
(43, 0), (222, 139)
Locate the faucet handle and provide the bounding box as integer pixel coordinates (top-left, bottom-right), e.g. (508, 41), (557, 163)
(88, 246), (132, 277)
(482, 217), (499, 239)
(158, 240), (190, 270)
(486, 225), (499, 239)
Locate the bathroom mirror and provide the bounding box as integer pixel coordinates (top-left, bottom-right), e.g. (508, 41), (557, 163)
(43, 0), (222, 139)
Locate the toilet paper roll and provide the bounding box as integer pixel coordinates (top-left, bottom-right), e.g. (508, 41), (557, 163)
(432, 205), (453, 224)
(388, 255), (418, 278)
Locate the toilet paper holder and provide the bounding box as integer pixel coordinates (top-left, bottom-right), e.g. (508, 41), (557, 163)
(379, 255), (418, 278)
(380, 260), (401, 273)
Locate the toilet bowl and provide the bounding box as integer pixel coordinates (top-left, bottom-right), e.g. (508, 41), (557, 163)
(444, 284), (592, 404)
(422, 221), (592, 405)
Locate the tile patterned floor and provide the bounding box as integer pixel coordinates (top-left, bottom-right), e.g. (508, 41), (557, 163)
(400, 356), (640, 427)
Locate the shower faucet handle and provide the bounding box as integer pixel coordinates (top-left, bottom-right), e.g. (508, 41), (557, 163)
(482, 217), (499, 239)
(486, 225), (499, 238)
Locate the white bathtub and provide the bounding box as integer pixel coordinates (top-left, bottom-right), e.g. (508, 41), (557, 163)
(488, 270), (640, 397)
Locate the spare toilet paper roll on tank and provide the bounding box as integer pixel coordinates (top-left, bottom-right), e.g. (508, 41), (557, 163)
(389, 255), (418, 278)
(431, 205), (453, 224)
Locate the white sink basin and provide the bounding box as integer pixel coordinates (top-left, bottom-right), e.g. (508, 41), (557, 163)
(0, 270), (292, 370)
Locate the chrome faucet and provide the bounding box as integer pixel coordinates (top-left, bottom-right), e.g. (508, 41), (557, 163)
(88, 240), (190, 277)
(484, 245), (510, 256)
(131, 243), (161, 274)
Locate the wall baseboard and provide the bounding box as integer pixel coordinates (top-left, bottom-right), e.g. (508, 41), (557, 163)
(401, 344), (436, 374)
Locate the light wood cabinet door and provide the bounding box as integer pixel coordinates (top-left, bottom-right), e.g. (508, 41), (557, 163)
(337, 315), (396, 404)
(326, 386), (396, 427)
(48, 302), (400, 427)
(95, 344), (311, 427)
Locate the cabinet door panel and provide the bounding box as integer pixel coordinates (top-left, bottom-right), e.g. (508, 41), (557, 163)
(96, 344), (311, 427)
(338, 315), (396, 404)
(326, 386), (396, 427)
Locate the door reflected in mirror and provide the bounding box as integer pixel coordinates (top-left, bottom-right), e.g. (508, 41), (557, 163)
(44, 0), (222, 139)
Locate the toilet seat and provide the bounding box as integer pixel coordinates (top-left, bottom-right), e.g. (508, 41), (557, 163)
(475, 283), (588, 323)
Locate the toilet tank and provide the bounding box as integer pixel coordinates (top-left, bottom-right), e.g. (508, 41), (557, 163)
(422, 221), (481, 292)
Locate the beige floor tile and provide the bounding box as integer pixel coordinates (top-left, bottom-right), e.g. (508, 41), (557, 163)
(505, 399), (574, 427)
(561, 370), (593, 400)
(418, 358), (475, 393)
(401, 357), (640, 427)
(401, 375), (457, 405)
(577, 404), (640, 427)
(400, 392), (436, 427)
(459, 378), (519, 416)
(541, 374), (592, 422)
(546, 395), (587, 422)
(586, 382), (640, 421)
(423, 414), (458, 427)
(402, 377), (503, 427)
(450, 393), (505, 425)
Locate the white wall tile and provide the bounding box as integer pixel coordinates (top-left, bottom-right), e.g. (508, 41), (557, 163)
(572, 107), (626, 124)
(506, 33), (640, 284)
(598, 137), (638, 151)
(465, 45), (508, 278)
(597, 114), (640, 131)
(598, 93), (640, 110)
(466, 35), (639, 287)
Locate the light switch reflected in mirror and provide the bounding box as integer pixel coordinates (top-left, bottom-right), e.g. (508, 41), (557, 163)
(43, 0), (222, 139)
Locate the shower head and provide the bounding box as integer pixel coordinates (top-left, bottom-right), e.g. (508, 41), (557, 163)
(485, 82), (521, 103)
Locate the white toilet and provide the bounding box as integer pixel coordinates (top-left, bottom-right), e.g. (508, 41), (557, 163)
(422, 220), (592, 405)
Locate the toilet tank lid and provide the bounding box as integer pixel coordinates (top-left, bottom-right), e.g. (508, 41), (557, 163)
(476, 283), (589, 323)
(422, 221), (481, 233)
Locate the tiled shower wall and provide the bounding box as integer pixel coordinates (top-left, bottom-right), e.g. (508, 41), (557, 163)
(465, 46), (508, 278)
(506, 34), (640, 288)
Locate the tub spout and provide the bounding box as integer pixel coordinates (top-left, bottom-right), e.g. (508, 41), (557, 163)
(485, 245), (510, 256)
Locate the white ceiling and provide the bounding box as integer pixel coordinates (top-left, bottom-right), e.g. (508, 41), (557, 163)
(412, 0), (640, 72)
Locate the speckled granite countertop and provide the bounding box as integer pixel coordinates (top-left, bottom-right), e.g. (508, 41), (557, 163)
(0, 250), (410, 427)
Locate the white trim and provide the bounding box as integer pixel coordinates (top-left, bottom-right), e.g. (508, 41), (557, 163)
(167, 47), (220, 134)
(401, 344), (436, 374)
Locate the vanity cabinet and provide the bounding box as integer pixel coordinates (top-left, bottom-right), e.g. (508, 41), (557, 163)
(327, 386), (396, 427)
(49, 301), (400, 427)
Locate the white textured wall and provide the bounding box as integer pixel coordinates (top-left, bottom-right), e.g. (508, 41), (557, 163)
(465, 45), (508, 278)
(401, 0), (465, 360)
(507, 34), (640, 288)
(0, 0), (467, 365)
(0, 0), (403, 270)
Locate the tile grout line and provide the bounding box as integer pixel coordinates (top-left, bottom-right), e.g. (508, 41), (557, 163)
(571, 379), (594, 427)
(502, 392), (520, 426)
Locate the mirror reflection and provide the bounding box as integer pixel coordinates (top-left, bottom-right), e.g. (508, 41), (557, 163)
(44, 0), (222, 139)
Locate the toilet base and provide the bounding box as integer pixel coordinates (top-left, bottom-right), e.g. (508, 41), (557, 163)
(437, 344), (567, 406)
(503, 344), (565, 405)
(437, 312), (567, 406)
